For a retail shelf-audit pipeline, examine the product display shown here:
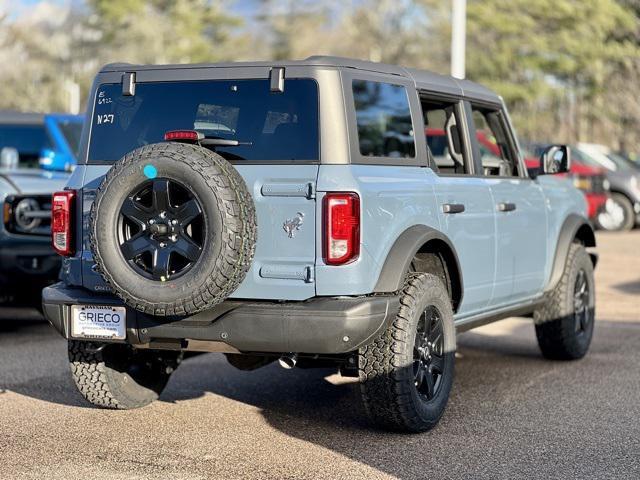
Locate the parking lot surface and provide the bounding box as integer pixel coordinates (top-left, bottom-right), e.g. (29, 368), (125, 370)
(1, 231), (639, 480)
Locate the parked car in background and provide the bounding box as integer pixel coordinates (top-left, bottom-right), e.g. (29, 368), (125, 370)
(0, 112), (48, 168)
(0, 111), (71, 304)
(39, 114), (84, 172)
(574, 143), (640, 231)
(0, 111), (83, 173)
(616, 151), (640, 168)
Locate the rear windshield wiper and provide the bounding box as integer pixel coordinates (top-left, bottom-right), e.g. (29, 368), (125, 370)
(200, 138), (252, 147)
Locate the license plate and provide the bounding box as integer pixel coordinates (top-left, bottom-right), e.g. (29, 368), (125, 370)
(71, 305), (127, 340)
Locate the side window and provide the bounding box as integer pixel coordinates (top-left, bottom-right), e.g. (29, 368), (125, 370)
(352, 80), (415, 158)
(470, 106), (520, 177)
(420, 99), (469, 175)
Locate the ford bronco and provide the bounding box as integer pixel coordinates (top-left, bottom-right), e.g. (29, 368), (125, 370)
(42, 57), (597, 432)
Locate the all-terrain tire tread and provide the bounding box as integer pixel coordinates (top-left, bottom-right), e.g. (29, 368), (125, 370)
(89, 143), (257, 316)
(358, 273), (454, 432)
(534, 243), (595, 360)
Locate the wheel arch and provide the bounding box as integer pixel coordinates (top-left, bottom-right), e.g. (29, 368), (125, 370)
(545, 213), (597, 293)
(373, 225), (463, 312)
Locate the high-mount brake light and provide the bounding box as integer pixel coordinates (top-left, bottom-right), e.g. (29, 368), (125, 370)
(323, 192), (360, 265)
(164, 130), (203, 142)
(51, 190), (76, 256)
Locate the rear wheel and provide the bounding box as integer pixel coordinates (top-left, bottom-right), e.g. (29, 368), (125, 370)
(68, 340), (181, 409)
(534, 243), (595, 360)
(358, 273), (455, 432)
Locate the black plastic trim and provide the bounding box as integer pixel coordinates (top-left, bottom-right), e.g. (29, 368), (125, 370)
(42, 283), (400, 354)
(373, 225), (463, 309)
(455, 299), (543, 332)
(545, 214), (597, 293)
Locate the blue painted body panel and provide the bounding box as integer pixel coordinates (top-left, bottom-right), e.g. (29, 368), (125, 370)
(315, 164), (440, 297)
(315, 165), (585, 318)
(75, 164), (319, 300)
(69, 161), (587, 315)
(431, 172), (496, 315)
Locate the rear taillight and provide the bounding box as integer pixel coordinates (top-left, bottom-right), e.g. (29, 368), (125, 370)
(323, 192), (360, 265)
(51, 190), (75, 256)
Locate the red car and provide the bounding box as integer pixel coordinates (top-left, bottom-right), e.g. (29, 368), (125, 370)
(424, 128), (608, 221)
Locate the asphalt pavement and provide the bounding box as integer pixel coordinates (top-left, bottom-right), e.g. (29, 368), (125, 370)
(1, 231), (639, 479)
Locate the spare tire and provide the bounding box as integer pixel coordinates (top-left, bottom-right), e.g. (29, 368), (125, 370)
(90, 142), (257, 316)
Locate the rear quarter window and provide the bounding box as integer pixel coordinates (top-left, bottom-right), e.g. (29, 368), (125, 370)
(352, 80), (415, 159)
(88, 79), (319, 163)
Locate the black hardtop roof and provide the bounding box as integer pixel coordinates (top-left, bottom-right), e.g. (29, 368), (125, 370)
(100, 56), (501, 104)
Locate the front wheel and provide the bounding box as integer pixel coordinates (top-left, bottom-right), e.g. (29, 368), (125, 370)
(68, 341), (181, 409)
(534, 243), (595, 360)
(358, 273), (455, 432)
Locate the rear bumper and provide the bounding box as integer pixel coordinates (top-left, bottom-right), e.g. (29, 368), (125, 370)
(0, 237), (61, 288)
(42, 283), (399, 354)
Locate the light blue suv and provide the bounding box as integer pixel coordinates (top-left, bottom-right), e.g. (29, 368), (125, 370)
(42, 57), (597, 432)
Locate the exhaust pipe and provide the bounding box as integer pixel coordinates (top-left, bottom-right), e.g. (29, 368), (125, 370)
(278, 353), (298, 369)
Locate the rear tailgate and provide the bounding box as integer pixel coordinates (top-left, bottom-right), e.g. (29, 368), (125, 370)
(79, 165), (318, 300)
(78, 73), (320, 301)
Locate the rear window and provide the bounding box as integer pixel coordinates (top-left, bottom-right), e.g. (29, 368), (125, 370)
(88, 79), (319, 163)
(352, 80), (415, 158)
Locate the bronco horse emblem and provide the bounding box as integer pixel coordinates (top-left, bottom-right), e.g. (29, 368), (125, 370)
(283, 212), (305, 238)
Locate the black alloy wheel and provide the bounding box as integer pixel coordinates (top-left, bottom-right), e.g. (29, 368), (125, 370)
(573, 269), (592, 335)
(117, 178), (205, 281)
(534, 243), (595, 360)
(91, 142), (257, 316)
(413, 305), (445, 401)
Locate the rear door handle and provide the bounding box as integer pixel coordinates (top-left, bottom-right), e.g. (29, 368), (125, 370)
(442, 203), (465, 214)
(497, 202), (516, 212)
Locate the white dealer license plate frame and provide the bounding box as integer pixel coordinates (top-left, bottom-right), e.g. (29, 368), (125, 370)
(70, 305), (127, 340)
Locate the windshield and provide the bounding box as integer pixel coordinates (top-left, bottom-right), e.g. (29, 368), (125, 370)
(89, 79), (319, 163)
(0, 124), (49, 168)
(55, 118), (83, 158)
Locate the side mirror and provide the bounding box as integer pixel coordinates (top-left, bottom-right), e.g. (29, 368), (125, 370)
(540, 145), (571, 175)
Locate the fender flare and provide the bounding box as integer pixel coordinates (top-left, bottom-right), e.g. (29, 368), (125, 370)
(373, 225), (463, 310)
(545, 214), (597, 293)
